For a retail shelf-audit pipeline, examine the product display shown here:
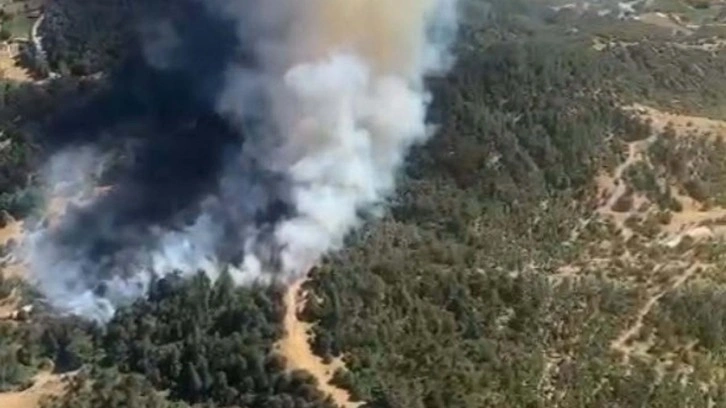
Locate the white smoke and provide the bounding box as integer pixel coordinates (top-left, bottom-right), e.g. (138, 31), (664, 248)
(23, 0), (459, 321)
(221, 0), (459, 278)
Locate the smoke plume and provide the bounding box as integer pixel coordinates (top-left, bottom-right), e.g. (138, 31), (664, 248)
(22, 0), (459, 321)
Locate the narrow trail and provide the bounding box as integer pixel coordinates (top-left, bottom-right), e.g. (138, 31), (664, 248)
(276, 280), (361, 408)
(595, 105), (726, 243)
(605, 140), (640, 210)
(611, 263), (701, 362)
(596, 134), (656, 238)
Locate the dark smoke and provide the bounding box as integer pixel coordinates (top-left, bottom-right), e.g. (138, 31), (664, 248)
(22, 0), (458, 321)
(47, 1), (286, 255)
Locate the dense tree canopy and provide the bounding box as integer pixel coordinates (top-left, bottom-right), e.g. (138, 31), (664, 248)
(4, 1), (726, 407)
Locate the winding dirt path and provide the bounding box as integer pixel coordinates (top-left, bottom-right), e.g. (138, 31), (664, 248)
(277, 280), (361, 408)
(611, 263), (701, 362)
(596, 135), (653, 238)
(605, 141), (640, 209)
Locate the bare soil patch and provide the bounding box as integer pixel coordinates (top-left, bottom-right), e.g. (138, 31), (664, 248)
(0, 372), (67, 408)
(0, 288), (19, 319)
(596, 105), (726, 243)
(276, 280), (362, 408)
(0, 218), (23, 247)
(577, 103), (726, 367)
(638, 12), (693, 35)
(628, 103), (726, 138)
(611, 262), (702, 362)
(0, 43), (32, 82)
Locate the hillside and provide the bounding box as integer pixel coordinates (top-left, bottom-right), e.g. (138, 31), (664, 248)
(3, 0), (726, 407)
(296, 2), (726, 406)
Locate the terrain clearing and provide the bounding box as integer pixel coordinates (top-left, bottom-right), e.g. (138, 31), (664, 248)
(0, 43), (31, 82)
(0, 287), (18, 319)
(610, 262), (702, 362)
(276, 280), (362, 408)
(591, 104), (726, 362)
(638, 12), (693, 34)
(597, 104), (726, 243)
(0, 371), (67, 408)
(0, 217), (22, 246)
(0, 0), (45, 83)
(595, 132), (655, 239)
(0, 215), (25, 280)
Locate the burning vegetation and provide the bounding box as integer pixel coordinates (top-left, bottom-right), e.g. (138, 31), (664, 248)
(2, 0), (726, 407)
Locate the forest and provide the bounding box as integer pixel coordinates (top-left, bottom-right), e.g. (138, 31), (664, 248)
(3, 0), (726, 407)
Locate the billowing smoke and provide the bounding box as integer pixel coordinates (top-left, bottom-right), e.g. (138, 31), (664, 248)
(21, 0), (459, 321)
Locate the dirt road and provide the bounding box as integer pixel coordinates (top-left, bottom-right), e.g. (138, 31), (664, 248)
(276, 280), (362, 408)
